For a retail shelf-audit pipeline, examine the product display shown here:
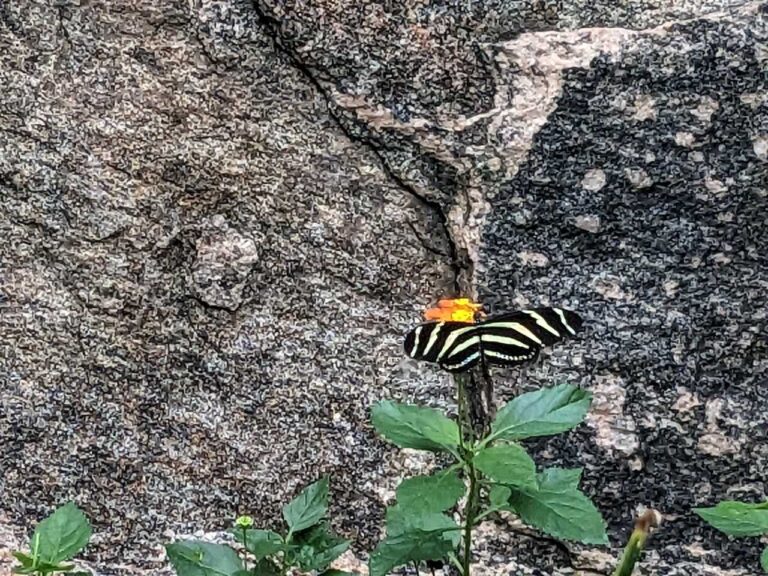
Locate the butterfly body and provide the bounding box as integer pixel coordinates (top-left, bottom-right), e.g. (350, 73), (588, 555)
(403, 307), (582, 373)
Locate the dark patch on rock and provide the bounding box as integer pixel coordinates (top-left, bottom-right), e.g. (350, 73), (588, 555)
(480, 13), (768, 572)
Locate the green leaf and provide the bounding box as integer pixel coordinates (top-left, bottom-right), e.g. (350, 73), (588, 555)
(490, 384), (591, 441)
(12, 552), (34, 569)
(761, 546), (768, 572)
(536, 467), (583, 491)
(488, 486), (512, 510)
(282, 477), (329, 533)
(165, 541), (244, 576)
(369, 522), (459, 576)
(395, 470), (465, 513)
(509, 469), (608, 545)
(385, 506), (460, 546)
(232, 528), (283, 560)
(371, 401), (460, 453)
(43, 564), (75, 574)
(291, 524), (350, 572)
(694, 501), (768, 537)
(474, 444), (537, 490)
(320, 571), (357, 576)
(32, 502), (92, 565)
(14, 562), (76, 576)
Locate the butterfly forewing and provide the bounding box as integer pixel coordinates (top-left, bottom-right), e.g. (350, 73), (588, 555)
(403, 320), (475, 364)
(403, 307), (583, 373)
(481, 307), (582, 346)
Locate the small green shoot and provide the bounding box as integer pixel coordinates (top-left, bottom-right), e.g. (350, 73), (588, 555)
(166, 477), (353, 576)
(613, 509), (662, 576)
(12, 502), (92, 576)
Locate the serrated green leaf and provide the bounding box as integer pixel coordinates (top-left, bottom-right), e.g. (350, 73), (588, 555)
(369, 523), (459, 576)
(165, 540), (244, 576)
(232, 528), (283, 560)
(320, 571), (357, 576)
(509, 469), (608, 545)
(537, 467), (583, 491)
(694, 501), (768, 537)
(474, 444), (537, 490)
(282, 477), (329, 533)
(32, 502), (92, 565)
(395, 470), (465, 513)
(488, 485), (512, 510)
(760, 546), (768, 572)
(490, 384), (591, 441)
(371, 401), (459, 453)
(291, 524), (350, 572)
(385, 505), (460, 546)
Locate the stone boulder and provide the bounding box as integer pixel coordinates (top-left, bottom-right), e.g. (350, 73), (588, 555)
(1, 1), (765, 575)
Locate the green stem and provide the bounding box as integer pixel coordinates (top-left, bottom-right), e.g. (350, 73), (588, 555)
(472, 507), (498, 525)
(462, 464), (479, 576)
(447, 552), (464, 575)
(613, 510), (661, 576)
(241, 526), (249, 573)
(280, 532), (293, 576)
(613, 531), (645, 576)
(31, 533), (40, 572)
(456, 374), (467, 451)
(455, 372), (478, 576)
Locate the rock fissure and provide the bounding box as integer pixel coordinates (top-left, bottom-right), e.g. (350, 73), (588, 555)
(248, 0), (467, 296)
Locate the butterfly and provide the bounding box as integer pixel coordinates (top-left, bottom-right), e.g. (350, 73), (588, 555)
(404, 307), (582, 373)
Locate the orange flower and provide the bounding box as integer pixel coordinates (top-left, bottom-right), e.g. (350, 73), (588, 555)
(423, 298), (484, 323)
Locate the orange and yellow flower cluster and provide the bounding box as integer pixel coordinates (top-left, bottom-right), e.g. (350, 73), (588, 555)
(423, 298), (484, 323)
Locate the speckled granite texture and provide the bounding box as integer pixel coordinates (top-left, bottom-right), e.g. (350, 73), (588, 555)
(1, 1), (766, 575)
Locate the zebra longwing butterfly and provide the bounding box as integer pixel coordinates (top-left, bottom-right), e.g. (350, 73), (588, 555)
(403, 307), (583, 373)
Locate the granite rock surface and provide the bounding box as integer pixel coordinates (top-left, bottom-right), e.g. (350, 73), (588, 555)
(1, 1), (766, 575)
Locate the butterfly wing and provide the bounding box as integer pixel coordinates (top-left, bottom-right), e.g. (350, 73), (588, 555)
(403, 307), (582, 373)
(403, 320), (480, 371)
(478, 307), (583, 368)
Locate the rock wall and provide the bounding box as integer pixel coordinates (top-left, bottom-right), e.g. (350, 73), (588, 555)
(1, 1), (766, 575)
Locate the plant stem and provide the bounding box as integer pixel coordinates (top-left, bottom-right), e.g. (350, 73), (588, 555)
(456, 373), (467, 450)
(447, 552), (464, 575)
(280, 532), (292, 576)
(455, 373), (478, 576)
(613, 510), (662, 576)
(462, 462), (479, 576)
(241, 526), (249, 573)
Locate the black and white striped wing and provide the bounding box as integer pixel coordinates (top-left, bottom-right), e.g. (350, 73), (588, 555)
(475, 307), (582, 369)
(403, 307), (582, 373)
(403, 320), (481, 372)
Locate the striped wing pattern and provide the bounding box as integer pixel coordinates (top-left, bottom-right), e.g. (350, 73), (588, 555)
(403, 307), (582, 373)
